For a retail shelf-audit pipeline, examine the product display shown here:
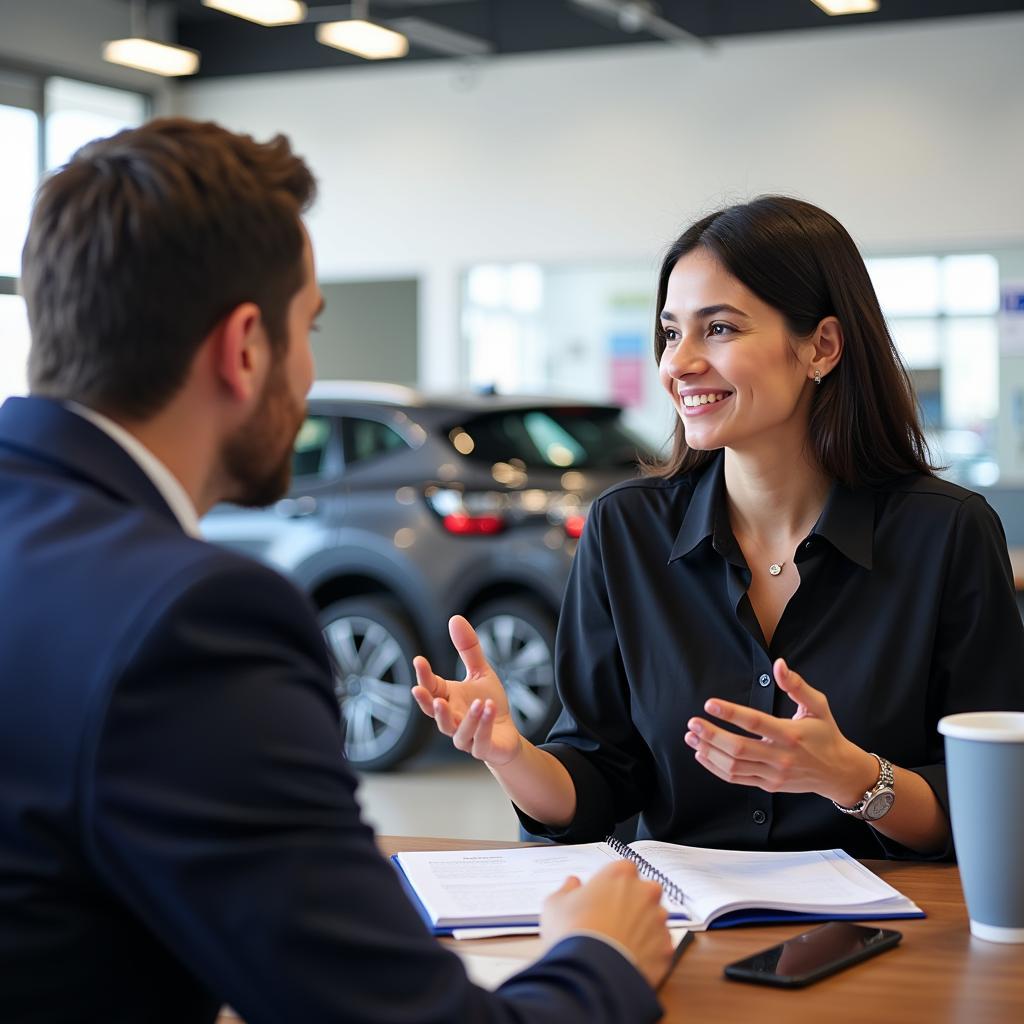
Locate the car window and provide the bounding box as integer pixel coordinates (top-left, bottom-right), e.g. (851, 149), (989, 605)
(292, 416), (332, 479)
(342, 416), (410, 466)
(450, 408), (649, 469)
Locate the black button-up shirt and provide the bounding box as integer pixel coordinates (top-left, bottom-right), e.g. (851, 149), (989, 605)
(518, 453), (1024, 858)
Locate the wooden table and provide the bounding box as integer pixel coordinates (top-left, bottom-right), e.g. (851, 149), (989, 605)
(379, 836), (1024, 1024)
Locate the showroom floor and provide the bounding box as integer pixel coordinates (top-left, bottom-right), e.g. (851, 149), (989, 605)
(356, 737), (523, 842)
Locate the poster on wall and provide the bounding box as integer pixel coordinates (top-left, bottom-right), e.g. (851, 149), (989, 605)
(999, 282), (1024, 355)
(607, 291), (651, 408)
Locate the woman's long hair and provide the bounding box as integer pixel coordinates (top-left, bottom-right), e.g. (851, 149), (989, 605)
(647, 196), (935, 486)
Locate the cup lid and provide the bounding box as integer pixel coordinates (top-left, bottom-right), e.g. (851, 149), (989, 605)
(938, 712), (1024, 742)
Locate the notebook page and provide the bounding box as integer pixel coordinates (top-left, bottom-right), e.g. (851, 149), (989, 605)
(631, 842), (903, 921)
(395, 843), (622, 924)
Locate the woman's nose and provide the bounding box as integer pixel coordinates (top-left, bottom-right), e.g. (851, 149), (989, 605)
(663, 336), (706, 378)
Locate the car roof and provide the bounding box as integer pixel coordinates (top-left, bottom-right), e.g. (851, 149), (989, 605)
(308, 380), (619, 414)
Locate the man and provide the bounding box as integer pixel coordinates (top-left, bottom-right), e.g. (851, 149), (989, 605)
(0, 119), (672, 1023)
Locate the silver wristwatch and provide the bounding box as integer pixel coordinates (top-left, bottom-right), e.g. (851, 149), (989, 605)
(832, 754), (895, 822)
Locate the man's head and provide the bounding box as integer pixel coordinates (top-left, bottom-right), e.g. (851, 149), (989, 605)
(21, 117), (322, 506)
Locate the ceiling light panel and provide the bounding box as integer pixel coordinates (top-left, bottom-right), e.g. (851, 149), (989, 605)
(201, 1), (307, 26)
(103, 38), (201, 76)
(810, 0), (880, 14)
(316, 20), (410, 60)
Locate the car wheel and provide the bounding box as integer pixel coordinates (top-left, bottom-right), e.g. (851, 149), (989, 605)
(459, 597), (561, 744)
(319, 597), (429, 772)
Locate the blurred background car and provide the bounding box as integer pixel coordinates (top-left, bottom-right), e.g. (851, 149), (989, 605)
(202, 381), (655, 771)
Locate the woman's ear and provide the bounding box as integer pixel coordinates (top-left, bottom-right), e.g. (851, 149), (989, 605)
(809, 316), (844, 384)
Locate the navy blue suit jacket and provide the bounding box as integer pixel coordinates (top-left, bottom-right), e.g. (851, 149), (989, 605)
(0, 397), (661, 1024)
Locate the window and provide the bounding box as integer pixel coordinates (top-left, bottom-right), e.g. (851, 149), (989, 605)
(292, 416), (333, 479)
(0, 65), (148, 404)
(342, 417), (409, 466)
(866, 254), (1000, 486)
(452, 407), (650, 470)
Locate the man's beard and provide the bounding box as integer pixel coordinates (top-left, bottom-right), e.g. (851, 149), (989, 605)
(222, 360), (306, 508)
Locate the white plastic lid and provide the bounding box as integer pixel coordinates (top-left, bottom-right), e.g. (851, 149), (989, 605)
(938, 712), (1024, 742)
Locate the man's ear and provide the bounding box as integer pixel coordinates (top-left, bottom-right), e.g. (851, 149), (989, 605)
(211, 302), (267, 404)
(809, 316), (844, 384)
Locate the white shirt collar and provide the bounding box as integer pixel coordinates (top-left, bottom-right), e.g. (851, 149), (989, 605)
(66, 402), (202, 538)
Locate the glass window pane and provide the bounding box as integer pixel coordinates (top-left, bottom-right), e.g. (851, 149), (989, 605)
(941, 317), (998, 429)
(0, 104), (39, 277)
(866, 257), (941, 317)
(890, 318), (940, 370)
(941, 254), (999, 315)
(0, 294), (31, 402)
(45, 77), (147, 171)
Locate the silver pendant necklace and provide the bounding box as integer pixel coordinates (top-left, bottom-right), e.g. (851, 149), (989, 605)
(768, 561), (785, 577)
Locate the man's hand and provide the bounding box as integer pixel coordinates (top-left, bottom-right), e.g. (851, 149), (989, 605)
(411, 615), (524, 766)
(684, 657), (878, 805)
(540, 861), (674, 989)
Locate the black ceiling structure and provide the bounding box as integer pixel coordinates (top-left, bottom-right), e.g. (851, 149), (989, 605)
(149, 1), (1024, 78)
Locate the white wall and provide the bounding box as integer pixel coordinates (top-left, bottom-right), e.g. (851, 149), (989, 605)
(179, 13), (1024, 389)
(0, 0), (177, 112)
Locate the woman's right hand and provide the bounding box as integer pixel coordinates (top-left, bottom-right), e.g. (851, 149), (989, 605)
(411, 615), (524, 766)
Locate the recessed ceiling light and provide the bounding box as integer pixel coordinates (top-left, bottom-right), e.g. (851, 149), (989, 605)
(103, 38), (201, 77)
(810, 0), (880, 14)
(316, 20), (410, 61)
(201, 1), (307, 27)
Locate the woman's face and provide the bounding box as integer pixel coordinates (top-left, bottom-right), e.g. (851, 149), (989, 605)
(659, 248), (815, 455)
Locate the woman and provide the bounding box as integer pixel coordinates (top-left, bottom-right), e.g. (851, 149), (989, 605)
(412, 196), (1024, 858)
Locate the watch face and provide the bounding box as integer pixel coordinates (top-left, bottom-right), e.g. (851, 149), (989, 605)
(864, 790), (895, 821)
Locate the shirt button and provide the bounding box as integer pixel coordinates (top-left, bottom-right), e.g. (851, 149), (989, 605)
(753, 810), (767, 824)
(758, 673), (771, 687)
(804, 540), (813, 550)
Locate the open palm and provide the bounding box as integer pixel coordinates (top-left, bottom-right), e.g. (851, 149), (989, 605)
(411, 615), (522, 765)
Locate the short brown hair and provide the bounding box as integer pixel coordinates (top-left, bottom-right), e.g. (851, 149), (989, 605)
(22, 117), (317, 418)
(648, 196), (935, 487)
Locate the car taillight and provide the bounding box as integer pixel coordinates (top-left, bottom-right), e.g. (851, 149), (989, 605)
(442, 513), (506, 535)
(426, 487), (508, 535)
(563, 514), (587, 539)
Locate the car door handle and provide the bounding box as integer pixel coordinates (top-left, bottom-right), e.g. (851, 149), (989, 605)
(275, 495), (318, 518)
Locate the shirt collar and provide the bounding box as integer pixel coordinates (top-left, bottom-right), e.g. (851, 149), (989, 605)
(668, 450), (874, 570)
(66, 402), (202, 538)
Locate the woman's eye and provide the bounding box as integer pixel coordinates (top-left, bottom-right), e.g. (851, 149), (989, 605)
(708, 322), (733, 337)
(663, 327), (680, 343)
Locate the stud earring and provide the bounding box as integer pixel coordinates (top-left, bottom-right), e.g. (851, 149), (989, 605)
(813, 369), (822, 385)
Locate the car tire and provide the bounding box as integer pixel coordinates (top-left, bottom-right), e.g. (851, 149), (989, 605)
(461, 597), (561, 745)
(319, 596), (430, 772)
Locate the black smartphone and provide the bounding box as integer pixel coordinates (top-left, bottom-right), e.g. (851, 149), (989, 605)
(723, 922), (902, 988)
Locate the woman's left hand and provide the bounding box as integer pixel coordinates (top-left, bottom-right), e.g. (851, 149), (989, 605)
(685, 658), (878, 806)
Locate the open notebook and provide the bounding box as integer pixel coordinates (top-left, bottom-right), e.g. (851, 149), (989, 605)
(392, 837), (924, 935)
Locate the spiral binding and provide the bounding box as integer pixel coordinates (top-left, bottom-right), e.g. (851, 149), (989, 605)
(605, 835), (689, 910)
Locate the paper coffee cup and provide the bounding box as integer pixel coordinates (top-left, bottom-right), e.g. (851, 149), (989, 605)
(938, 711), (1024, 943)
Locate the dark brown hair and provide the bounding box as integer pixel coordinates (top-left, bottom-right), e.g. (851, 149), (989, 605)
(22, 117), (316, 418)
(648, 196), (935, 486)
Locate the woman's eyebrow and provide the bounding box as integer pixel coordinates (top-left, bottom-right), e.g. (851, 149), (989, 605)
(660, 303), (750, 322)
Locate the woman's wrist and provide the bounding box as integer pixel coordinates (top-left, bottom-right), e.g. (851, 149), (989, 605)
(827, 746), (881, 807)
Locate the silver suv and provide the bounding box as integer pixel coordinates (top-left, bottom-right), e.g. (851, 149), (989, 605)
(202, 382), (652, 770)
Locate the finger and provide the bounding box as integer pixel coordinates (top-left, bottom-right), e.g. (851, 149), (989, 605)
(413, 656), (448, 700)
(470, 699), (497, 757)
(433, 698), (460, 737)
(774, 658), (830, 717)
(451, 698), (484, 752)
(701, 699), (794, 745)
(554, 875), (582, 895)
(685, 719), (781, 765)
(693, 744), (771, 788)
(410, 685), (437, 718)
(448, 616), (491, 678)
